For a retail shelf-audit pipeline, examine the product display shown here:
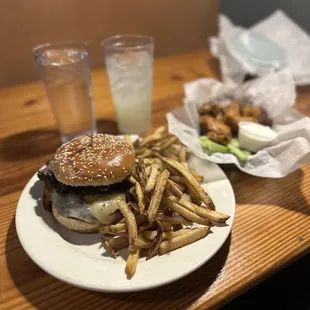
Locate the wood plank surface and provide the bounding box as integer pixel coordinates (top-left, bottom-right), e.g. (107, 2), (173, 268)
(0, 0), (218, 87)
(0, 50), (310, 310)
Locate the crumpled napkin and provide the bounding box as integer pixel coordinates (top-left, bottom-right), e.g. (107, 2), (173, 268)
(166, 69), (310, 177)
(211, 10), (310, 86)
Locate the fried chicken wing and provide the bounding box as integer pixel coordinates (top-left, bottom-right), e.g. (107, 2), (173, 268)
(224, 101), (241, 118)
(242, 104), (272, 126)
(199, 104), (213, 115)
(224, 115), (257, 134)
(200, 115), (232, 145)
(198, 100), (271, 140)
(199, 103), (224, 118)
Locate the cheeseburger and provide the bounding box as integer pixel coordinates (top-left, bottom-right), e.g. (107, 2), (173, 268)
(37, 134), (135, 233)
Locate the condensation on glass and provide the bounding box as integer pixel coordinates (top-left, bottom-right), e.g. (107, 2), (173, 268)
(33, 42), (96, 143)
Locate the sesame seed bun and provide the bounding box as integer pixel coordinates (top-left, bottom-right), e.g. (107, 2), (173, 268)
(52, 204), (100, 233)
(52, 134), (135, 186)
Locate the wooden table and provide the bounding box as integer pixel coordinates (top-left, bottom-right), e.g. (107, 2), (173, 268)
(1, 50), (310, 310)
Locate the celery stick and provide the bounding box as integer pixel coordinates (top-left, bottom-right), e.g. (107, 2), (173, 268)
(201, 139), (229, 153)
(230, 138), (240, 148)
(199, 135), (209, 142)
(227, 143), (249, 161)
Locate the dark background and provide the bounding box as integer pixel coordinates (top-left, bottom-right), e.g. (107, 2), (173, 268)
(222, 0), (310, 32)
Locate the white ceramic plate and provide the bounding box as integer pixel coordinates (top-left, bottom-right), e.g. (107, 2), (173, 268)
(16, 154), (235, 292)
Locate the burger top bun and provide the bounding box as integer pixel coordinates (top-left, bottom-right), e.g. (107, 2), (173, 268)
(52, 134), (135, 187)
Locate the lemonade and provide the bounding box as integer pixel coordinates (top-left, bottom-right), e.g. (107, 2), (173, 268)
(103, 36), (154, 135)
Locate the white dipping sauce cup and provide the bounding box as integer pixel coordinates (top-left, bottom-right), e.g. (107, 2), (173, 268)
(238, 122), (277, 153)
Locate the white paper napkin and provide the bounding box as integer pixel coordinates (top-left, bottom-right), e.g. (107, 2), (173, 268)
(166, 69), (310, 178)
(211, 10), (310, 86)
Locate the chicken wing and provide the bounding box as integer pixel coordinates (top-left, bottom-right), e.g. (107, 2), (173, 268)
(242, 104), (272, 126)
(200, 115), (232, 145)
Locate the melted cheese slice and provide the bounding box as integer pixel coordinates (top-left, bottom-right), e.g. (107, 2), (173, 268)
(86, 193), (125, 224)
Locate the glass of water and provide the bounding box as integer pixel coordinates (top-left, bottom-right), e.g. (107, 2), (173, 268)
(102, 35), (154, 135)
(33, 42), (96, 143)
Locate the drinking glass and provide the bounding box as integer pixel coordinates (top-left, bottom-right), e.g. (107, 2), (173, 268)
(102, 35), (154, 135)
(33, 42), (96, 143)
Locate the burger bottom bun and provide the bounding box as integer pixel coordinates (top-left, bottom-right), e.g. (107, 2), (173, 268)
(52, 204), (100, 233)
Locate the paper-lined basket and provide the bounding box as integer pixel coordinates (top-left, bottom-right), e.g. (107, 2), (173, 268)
(166, 69), (310, 177)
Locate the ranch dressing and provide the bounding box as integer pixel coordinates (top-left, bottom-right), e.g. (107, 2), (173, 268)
(238, 122), (277, 153)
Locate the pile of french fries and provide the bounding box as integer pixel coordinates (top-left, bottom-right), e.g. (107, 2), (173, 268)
(100, 126), (230, 278)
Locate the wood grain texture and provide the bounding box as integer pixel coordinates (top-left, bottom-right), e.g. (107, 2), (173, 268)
(0, 50), (310, 310)
(0, 0), (218, 87)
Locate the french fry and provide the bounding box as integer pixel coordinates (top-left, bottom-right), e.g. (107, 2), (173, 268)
(162, 229), (190, 240)
(169, 175), (187, 185)
(102, 236), (129, 258)
(117, 201), (138, 245)
(189, 168), (204, 183)
(126, 248), (140, 278)
(186, 186), (203, 206)
(136, 158), (147, 189)
(164, 194), (179, 203)
(145, 164), (159, 192)
(165, 164), (203, 184)
(100, 126), (230, 278)
(166, 179), (183, 198)
(140, 134), (162, 147)
(100, 214), (146, 234)
(154, 125), (167, 135)
(162, 150), (179, 160)
(135, 148), (148, 155)
(139, 126), (166, 147)
(118, 201), (140, 278)
(99, 222), (127, 234)
(154, 158), (164, 171)
(145, 165), (151, 177)
(147, 219), (164, 260)
(155, 154), (214, 209)
(102, 240), (118, 259)
(147, 169), (170, 223)
(181, 193), (192, 202)
(139, 230), (157, 240)
(135, 237), (152, 249)
(154, 133), (171, 147)
(168, 200), (210, 226)
(159, 227), (210, 255)
(164, 163), (181, 176)
(162, 221), (173, 231)
(178, 198), (230, 223)
(166, 146), (180, 157)
(156, 213), (192, 226)
(138, 149), (153, 158)
(143, 158), (154, 166)
(140, 229), (190, 241)
(179, 146), (187, 163)
(170, 179), (185, 192)
(182, 162), (189, 169)
(129, 176), (146, 214)
(138, 223), (156, 232)
(109, 236), (129, 252)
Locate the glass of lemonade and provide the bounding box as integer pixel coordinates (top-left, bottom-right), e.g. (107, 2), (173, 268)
(33, 42), (96, 143)
(102, 35), (154, 135)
